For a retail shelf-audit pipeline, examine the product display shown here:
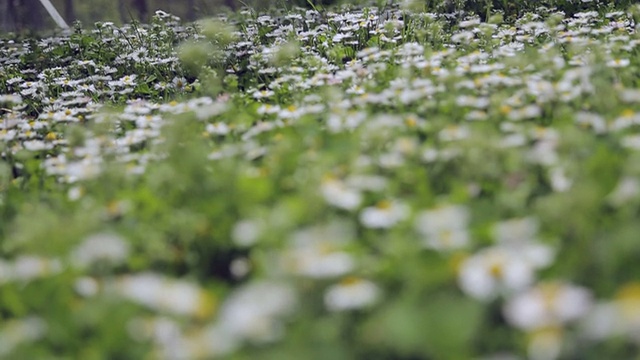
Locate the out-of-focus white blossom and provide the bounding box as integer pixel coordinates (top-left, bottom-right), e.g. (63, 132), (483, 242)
(113, 273), (216, 318)
(216, 281), (297, 343)
(281, 222), (356, 279)
(359, 200), (409, 229)
(70, 233), (130, 268)
(0, 317), (47, 357)
(503, 282), (592, 331)
(324, 277), (380, 311)
(415, 205), (470, 251)
(320, 176), (362, 211)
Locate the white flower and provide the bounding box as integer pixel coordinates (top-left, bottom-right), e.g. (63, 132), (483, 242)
(0, 94), (22, 104)
(500, 133), (527, 148)
(205, 122), (230, 135)
(378, 152), (405, 168)
(230, 258), (252, 279)
(177, 323), (240, 358)
(621, 135), (640, 149)
(70, 233), (130, 268)
(507, 105), (542, 121)
(231, 219), (263, 247)
(0, 317), (47, 357)
(252, 89), (274, 99)
(359, 200), (409, 229)
(549, 167), (572, 192)
(607, 176), (640, 206)
(459, 17), (481, 28)
(493, 217), (555, 269)
(610, 109), (640, 131)
(22, 140), (52, 151)
(456, 95), (490, 109)
(109, 74), (137, 88)
(281, 222), (355, 279)
(114, 273), (215, 318)
(527, 141), (558, 166)
(606, 58), (630, 68)
(503, 282), (592, 331)
(256, 104), (281, 115)
(619, 89), (640, 103)
(452, 31), (475, 43)
(465, 110), (489, 121)
(575, 111), (606, 134)
(128, 317), (186, 351)
(414, 205), (470, 251)
(283, 248), (354, 279)
(581, 283), (640, 342)
(494, 217), (538, 244)
(345, 175), (387, 192)
(320, 177), (362, 211)
(217, 281), (296, 343)
(74, 276), (99, 297)
(439, 125), (470, 141)
(11, 256), (62, 283)
(324, 277), (380, 311)
(171, 76), (187, 90)
(458, 246), (535, 301)
(527, 327), (564, 360)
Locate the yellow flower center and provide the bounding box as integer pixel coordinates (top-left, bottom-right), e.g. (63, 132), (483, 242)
(499, 105), (512, 115)
(621, 109), (635, 118)
(376, 200), (392, 210)
(340, 276), (361, 286)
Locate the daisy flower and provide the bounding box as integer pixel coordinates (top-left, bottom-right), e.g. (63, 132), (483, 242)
(503, 281), (592, 331)
(414, 205), (470, 251)
(324, 277), (380, 311)
(359, 200), (409, 229)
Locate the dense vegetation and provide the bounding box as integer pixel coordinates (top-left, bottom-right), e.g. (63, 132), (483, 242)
(1, 1), (640, 358)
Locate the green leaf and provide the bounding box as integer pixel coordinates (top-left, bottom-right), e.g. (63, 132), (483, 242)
(145, 74), (157, 84)
(421, 295), (484, 358)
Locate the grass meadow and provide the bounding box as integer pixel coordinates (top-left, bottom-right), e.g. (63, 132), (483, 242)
(1, 0), (640, 358)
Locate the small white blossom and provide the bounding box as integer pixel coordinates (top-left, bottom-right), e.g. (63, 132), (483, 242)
(458, 246), (535, 301)
(503, 282), (592, 331)
(70, 233), (130, 268)
(415, 205), (470, 251)
(359, 200), (409, 229)
(324, 277), (380, 311)
(114, 273), (215, 318)
(320, 177), (362, 211)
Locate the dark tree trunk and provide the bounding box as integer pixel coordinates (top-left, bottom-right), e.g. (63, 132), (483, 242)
(118, 0), (126, 22)
(1, 0), (55, 31)
(224, 0), (236, 10)
(21, 0), (45, 30)
(132, 0), (147, 22)
(1, 0), (17, 31)
(186, 0), (195, 21)
(64, 0), (75, 23)
(119, 0), (148, 23)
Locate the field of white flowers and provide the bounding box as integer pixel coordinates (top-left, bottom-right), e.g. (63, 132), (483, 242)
(1, 1), (640, 358)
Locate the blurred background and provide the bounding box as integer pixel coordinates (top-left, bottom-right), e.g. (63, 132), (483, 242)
(0, 0), (342, 32)
(4, 0), (630, 34)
